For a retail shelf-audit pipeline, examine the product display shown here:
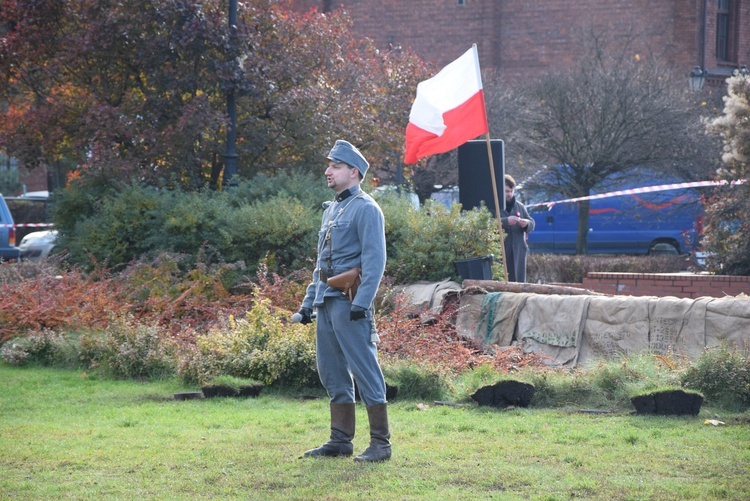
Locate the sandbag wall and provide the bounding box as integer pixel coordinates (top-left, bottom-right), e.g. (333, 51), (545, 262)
(456, 292), (750, 367)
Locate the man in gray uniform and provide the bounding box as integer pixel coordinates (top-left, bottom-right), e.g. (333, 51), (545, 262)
(297, 139), (390, 462)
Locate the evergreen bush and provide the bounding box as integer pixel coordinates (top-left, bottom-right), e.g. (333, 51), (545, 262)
(0, 165), (21, 195)
(381, 197), (503, 283)
(50, 172), (507, 284)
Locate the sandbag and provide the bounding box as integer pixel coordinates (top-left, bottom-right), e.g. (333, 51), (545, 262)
(398, 279), (461, 315)
(579, 296), (650, 365)
(647, 296), (709, 359)
(517, 294), (591, 366)
(705, 296), (750, 353)
(456, 292), (531, 346)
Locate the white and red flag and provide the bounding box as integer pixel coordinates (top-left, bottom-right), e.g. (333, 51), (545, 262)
(403, 44), (489, 164)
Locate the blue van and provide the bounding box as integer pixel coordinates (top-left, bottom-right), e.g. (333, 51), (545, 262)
(521, 174), (704, 255)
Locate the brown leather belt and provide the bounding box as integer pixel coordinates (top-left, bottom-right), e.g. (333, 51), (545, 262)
(319, 270), (330, 282)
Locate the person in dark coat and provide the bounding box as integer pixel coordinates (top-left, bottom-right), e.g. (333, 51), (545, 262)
(500, 174), (535, 282)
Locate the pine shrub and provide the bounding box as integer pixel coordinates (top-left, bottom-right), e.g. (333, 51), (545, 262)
(381, 198), (503, 284)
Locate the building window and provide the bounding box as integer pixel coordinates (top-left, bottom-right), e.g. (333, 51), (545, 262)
(716, 0), (733, 62)
(458, 0), (466, 5)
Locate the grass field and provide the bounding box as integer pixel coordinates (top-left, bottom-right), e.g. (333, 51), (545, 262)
(1, 365), (749, 500)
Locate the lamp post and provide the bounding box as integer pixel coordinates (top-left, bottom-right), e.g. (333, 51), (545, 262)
(223, 0), (239, 187)
(688, 66), (706, 91)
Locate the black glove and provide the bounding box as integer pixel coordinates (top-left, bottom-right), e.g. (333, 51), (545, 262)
(298, 307), (313, 325)
(350, 305), (367, 321)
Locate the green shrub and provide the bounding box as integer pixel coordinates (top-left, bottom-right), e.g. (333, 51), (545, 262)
(0, 329), (79, 368)
(51, 172), (509, 284)
(52, 176), (320, 275)
(56, 182), (165, 270)
(381, 198), (503, 284)
(181, 298), (317, 387)
(220, 195), (318, 270)
(681, 344), (750, 410)
(146, 187), (229, 263)
(79, 316), (177, 380)
(229, 169), (330, 210)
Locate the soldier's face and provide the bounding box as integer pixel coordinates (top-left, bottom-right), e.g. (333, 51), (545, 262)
(325, 161), (358, 193)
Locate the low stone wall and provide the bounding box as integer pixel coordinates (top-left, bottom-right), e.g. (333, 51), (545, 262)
(581, 272), (750, 299)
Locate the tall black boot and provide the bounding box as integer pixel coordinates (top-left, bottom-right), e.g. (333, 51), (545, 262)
(354, 403), (391, 462)
(303, 402), (355, 457)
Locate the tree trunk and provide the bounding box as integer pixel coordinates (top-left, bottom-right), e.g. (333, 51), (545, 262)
(576, 199), (590, 255)
(462, 279), (603, 296)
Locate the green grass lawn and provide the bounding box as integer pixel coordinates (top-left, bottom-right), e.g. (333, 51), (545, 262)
(1, 365), (749, 500)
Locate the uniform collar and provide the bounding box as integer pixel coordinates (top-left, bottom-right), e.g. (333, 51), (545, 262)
(335, 186), (361, 202)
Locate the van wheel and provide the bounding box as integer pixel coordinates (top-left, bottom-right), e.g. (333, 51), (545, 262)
(648, 242), (679, 255)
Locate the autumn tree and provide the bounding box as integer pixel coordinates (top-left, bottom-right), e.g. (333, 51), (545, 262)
(1, 0), (227, 188)
(512, 32), (720, 254)
(0, 0), (431, 190)
(702, 74), (750, 275)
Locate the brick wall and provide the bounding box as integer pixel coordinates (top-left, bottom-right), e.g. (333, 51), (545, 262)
(581, 272), (750, 298)
(289, 1), (747, 82)
(293, 0), (501, 71)
(18, 165), (48, 194)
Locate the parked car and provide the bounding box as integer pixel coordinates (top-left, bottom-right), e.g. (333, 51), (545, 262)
(19, 229), (58, 260)
(520, 170), (705, 255)
(0, 194), (21, 261)
(5, 191), (55, 260)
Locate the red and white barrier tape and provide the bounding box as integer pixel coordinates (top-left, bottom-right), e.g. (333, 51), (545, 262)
(0, 223), (55, 228)
(526, 179), (747, 208)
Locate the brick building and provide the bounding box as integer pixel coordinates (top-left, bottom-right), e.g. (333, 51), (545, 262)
(291, 0), (749, 87)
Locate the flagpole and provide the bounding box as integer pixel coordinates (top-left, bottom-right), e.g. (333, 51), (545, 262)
(483, 132), (509, 282)
(471, 44), (508, 282)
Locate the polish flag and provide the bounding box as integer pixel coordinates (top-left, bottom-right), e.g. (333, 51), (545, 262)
(403, 45), (489, 164)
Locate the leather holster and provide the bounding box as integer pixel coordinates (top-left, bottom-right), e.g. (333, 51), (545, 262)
(327, 267), (361, 302)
